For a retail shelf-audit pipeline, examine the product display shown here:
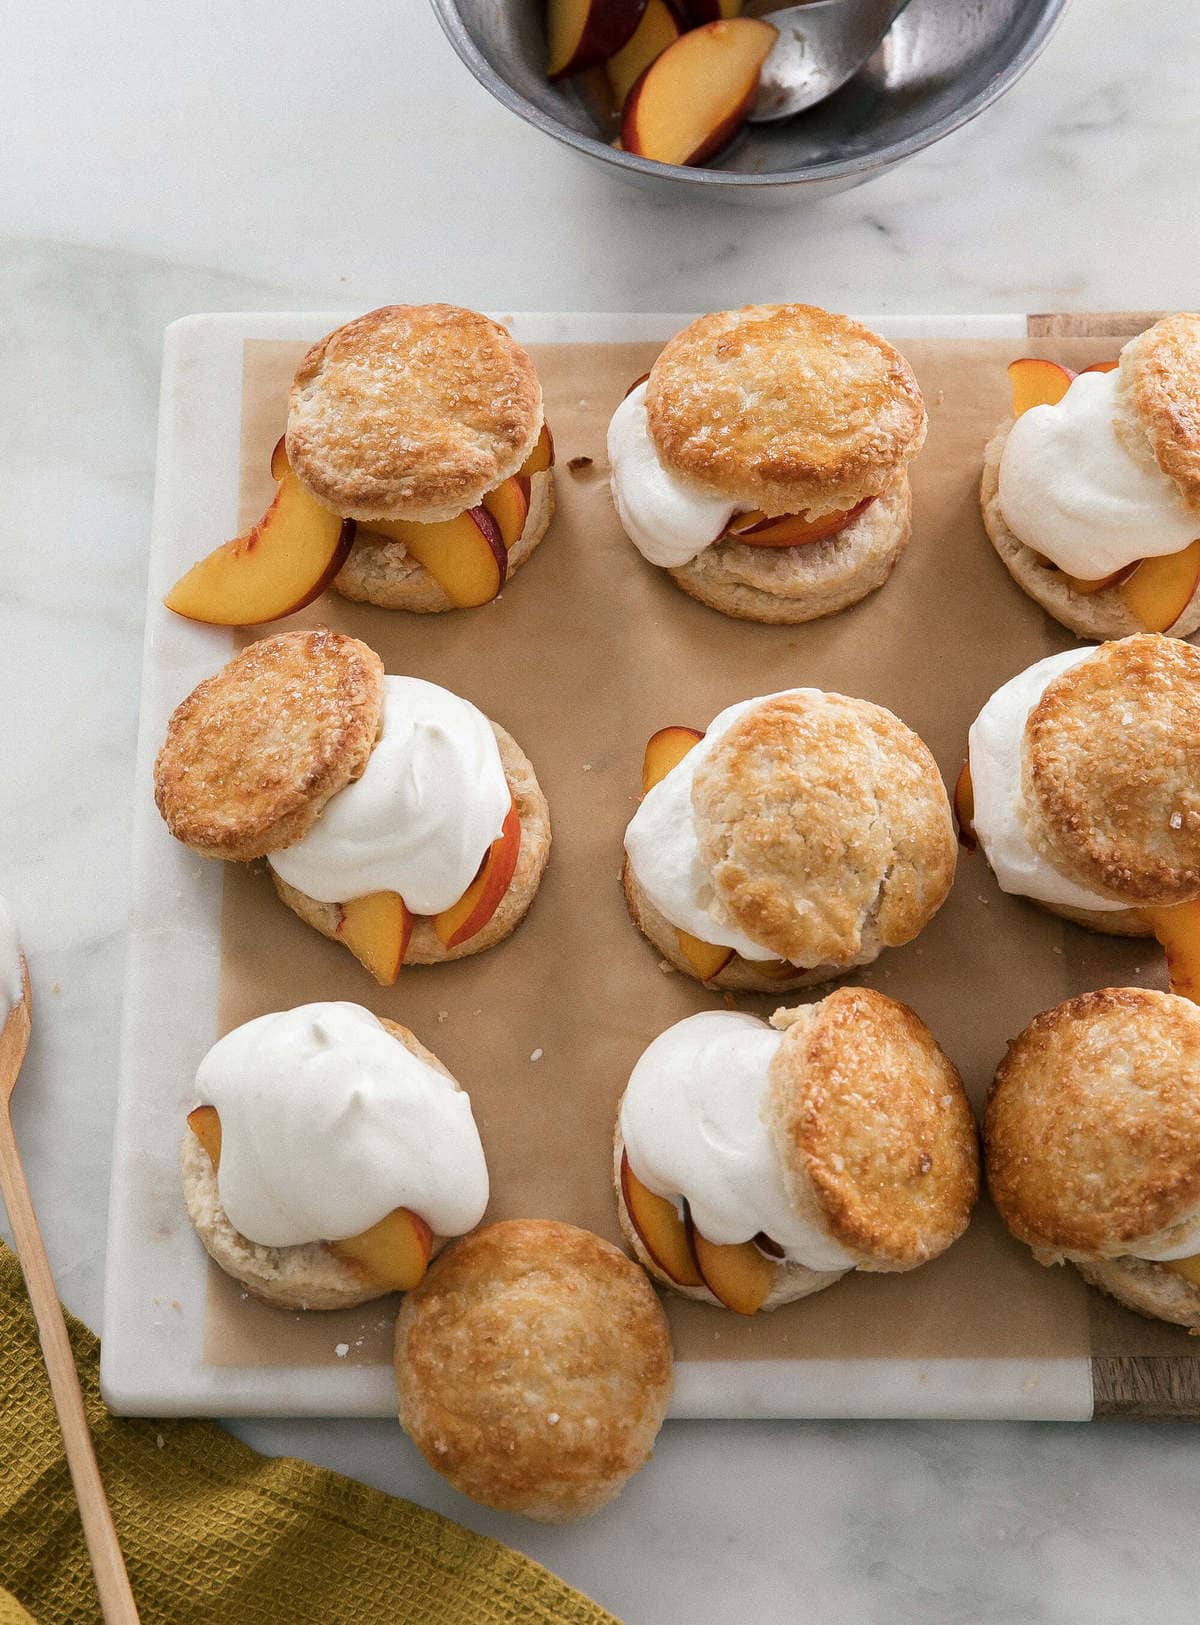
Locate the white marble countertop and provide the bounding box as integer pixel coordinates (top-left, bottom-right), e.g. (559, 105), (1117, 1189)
(2, 1), (1199, 1619)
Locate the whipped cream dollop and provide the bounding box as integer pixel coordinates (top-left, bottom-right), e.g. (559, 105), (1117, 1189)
(1132, 1213), (1200, 1263)
(969, 646), (1124, 913)
(998, 368), (1199, 579)
(625, 693), (821, 962)
(607, 382), (737, 568)
(268, 676), (510, 914)
(195, 1002), (489, 1248)
(620, 1010), (856, 1270)
(0, 895), (22, 1017)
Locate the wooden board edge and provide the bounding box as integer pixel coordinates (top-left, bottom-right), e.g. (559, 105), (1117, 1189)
(1027, 311), (1168, 338)
(1092, 1357), (1200, 1421)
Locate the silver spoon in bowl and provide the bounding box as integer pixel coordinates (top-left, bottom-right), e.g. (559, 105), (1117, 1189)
(749, 0), (914, 122)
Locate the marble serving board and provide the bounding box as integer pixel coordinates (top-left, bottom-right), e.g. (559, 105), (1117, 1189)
(101, 310), (1196, 1421)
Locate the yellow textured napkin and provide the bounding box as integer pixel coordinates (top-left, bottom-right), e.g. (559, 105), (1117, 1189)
(0, 1244), (620, 1625)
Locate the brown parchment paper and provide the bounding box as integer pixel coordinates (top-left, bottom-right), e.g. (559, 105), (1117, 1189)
(201, 326), (1194, 1379)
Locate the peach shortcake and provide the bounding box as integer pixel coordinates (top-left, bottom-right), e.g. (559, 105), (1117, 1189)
(165, 304), (555, 624)
(607, 304), (927, 623)
(614, 991), (979, 1315)
(982, 315), (1200, 638)
(154, 628), (551, 983)
(182, 1002), (488, 1308)
(986, 988), (1200, 1331)
(624, 687), (956, 990)
(955, 634), (1200, 991)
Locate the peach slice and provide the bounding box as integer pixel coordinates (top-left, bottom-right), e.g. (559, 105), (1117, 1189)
(1117, 538), (1200, 633)
(676, 929), (734, 981)
(726, 498), (874, 548)
(187, 1104), (222, 1169)
(270, 435), (289, 481)
(1144, 900), (1200, 1004)
(620, 1151), (703, 1287)
(518, 422), (555, 479)
(607, 0), (683, 109)
(683, 0), (742, 17)
(1166, 1254), (1200, 1287)
(953, 759), (977, 852)
(624, 372), (651, 400)
(621, 17), (778, 167)
(549, 0), (648, 78)
(481, 476), (530, 552)
(1059, 563), (1137, 597)
(434, 797), (522, 949)
(641, 724), (703, 794)
(1008, 357), (1075, 417)
(330, 1206), (433, 1292)
(687, 1211), (777, 1315)
(336, 892), (413, 986)
(365, 506), (506, 609)
(1079, 360), (1119, 375)
(164, 471), (354, 626)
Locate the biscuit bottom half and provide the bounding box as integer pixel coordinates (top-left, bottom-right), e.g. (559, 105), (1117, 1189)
(1069, 1254), (1200, 1331)
(273, 721), (551, 968)
(667, 470), (910, 624)
(980, 420), (1200, 641)
(623, 861), (873, 993)
(333, 470), (554, 612)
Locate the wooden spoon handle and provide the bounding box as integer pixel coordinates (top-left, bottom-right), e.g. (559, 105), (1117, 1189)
(0, 1114), (140, 1623)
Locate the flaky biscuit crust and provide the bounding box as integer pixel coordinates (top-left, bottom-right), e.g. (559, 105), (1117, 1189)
(394, 1220), (673, 1522)
(1034, 897), (1154, 939)
(766, 992), (979, 1270)
(286, 305), (543, 523)
(154, 629), (385, 863)
(610, 1125), (848, 1310)
(1021, 634), (1200, 906)
(181, 1019), (453, 1310)
(1119, 313), (1200, 515)
(668, 470), (910, 624)
(691, 691), (956, 966)
(980, 421), (1200, 640)
(645, 305), (926, 517)
(985, 988), (1200, 1258)
(272, 721), (550, 973)
(621, 860), (848, 992)
(333, 470), (554, 612)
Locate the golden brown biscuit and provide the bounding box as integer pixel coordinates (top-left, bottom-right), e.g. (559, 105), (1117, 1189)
(669, 469), (910, 624)
(1020, 634), (1200, 906)
(154, 629), (384, 863)
(395, 1220), (673, 1522)
(181, 1020), (455, 1311)
(768, 991), (979, 1271)
(333, 469), (554, 612)
(272, 721), (551, 971)
(980, 421), (1200, 640)
(985, 988), (1200, 1330)
(286, 305), (543, 524)
(1118, 313), (1200, 514)
(646, 305), (926, 518)
(690, 691), (956, 969)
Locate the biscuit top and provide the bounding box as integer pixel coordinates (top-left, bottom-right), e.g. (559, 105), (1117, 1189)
(1021, 634), (1200, 905)
(644, 305), (926, 518)
(286, 305), (543, 523)
(690, 690), (956, 966)
(985, 988), (1200, 1258)
(1118, 313), (1200, 515)
(766, 990), (979, 1269)
(154, 629), (384, 863)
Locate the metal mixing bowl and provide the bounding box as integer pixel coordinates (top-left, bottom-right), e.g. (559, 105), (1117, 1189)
(430, 0), (1068, 201)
